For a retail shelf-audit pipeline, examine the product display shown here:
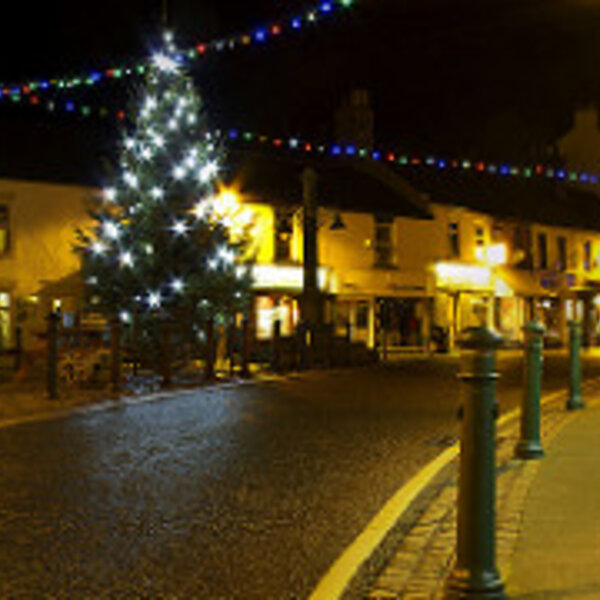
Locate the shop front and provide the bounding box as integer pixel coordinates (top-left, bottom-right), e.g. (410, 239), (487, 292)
(250, 264), (336, 340)
(433, 262), (494, 349)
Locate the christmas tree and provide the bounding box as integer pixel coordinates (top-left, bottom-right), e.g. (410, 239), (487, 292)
(78, 32), (253, 368)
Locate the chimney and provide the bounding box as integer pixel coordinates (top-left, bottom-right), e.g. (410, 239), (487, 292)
(334, 89), (374, 150)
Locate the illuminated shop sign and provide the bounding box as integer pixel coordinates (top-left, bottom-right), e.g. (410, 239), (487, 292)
(435, 262), (492, 290)
(249, 264), (332, 292)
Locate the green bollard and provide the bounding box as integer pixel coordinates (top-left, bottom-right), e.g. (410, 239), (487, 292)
(271, 319), (282, 373)
(515, 321), (545, 459)
(445, 327), (505, 600)
(566, 320), (585, 410)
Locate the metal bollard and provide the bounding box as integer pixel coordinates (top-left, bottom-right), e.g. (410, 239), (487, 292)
(515, 321), (545, 459)
(160, 317), (172, 388)
(110, 316), (122, 395)
(45, 311), (59, 400)
(13, 326), (23, 372)
(271, 319), (282, 373)
(566, 320), (585, 410)
(445, 327), (505, 600)
(204, 317), (216, 381)
(240, 317), (251, 378)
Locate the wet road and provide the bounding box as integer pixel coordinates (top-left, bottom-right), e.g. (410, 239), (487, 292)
(0, 352), (598, 598)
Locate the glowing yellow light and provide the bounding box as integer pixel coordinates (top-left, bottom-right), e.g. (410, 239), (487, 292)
(475, 243), (507, 266)
(215, 190), (239, 215)
(435, 262), (492, 289)
(248, 264), (332, 291)
(487, 243), (507, 266)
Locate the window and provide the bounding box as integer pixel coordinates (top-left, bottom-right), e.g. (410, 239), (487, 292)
(513, 225), (533, 269)
(584, 240), (592, 271)
(374, 215), (394, 267)
(537, 232), (548, 270)
(475, 225), (485, 247)
(274, 208), (293, 262)
(0, 292), (9, 349)
(0, 205), (9, 256)
(557, 236), (567, 272)
(356, 301), (369, 329)
(448, 222), (460, 257)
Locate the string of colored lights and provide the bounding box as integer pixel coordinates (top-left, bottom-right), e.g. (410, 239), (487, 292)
(225, 128), (599, 185)
(0, 0), (354, 100)
(4, 91), (595, 187)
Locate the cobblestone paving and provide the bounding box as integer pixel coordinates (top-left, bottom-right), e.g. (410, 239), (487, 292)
(369, 385), (592, 600)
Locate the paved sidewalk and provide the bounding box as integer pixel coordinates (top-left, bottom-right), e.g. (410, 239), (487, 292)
(0, 369), (265, 428)
(0, 381), (115, 427)
(369, 386), (599, 599)
(506, 403), (600, 599)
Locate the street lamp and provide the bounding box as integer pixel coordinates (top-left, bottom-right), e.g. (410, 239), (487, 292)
(299, 166), (346, 361)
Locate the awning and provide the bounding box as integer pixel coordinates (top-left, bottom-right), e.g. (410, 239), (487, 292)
(497, 267), (553, 297)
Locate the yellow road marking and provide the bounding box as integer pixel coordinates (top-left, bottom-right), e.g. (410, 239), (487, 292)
(309, 381), (600, 600)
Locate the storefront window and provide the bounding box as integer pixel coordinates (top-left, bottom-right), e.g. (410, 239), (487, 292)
(254, 295), (298, 340)
(255, 296), (274, 340)
(356, 301), (369, 329)
(0, 292), (10, 349)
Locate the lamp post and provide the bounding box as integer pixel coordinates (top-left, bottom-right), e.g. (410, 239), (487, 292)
(299, 166), (347, 366)
(301, 167), (323, 335)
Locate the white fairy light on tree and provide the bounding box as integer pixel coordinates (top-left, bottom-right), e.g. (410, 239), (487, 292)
(78, 30), (253, 359)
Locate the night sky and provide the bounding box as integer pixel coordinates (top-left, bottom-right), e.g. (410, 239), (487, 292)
(3, 0), (600, 184)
